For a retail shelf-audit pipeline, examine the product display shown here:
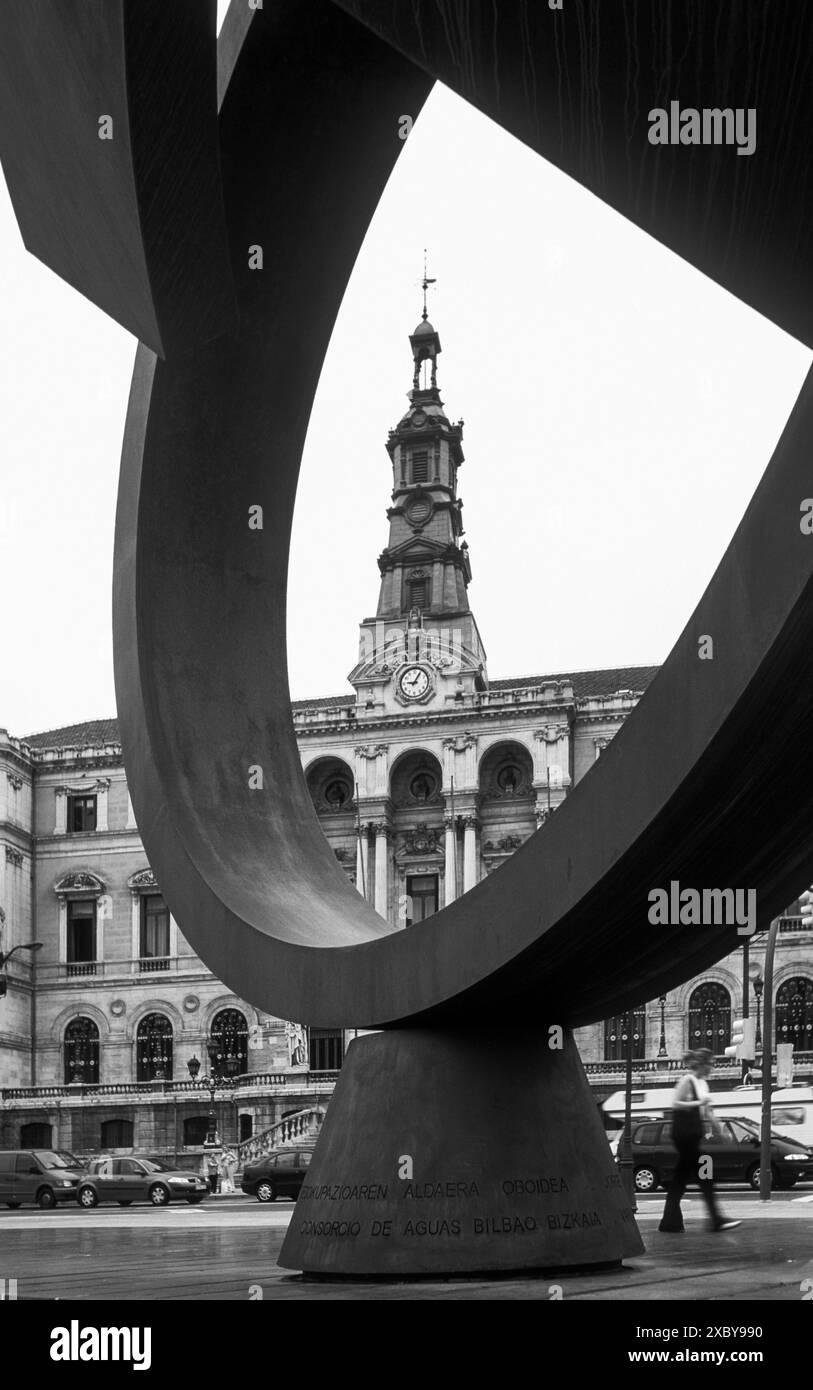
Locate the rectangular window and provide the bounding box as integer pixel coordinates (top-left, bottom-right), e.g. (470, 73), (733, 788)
(309, 1029), (344, 1072)
(411, 450), (428, 483)
(68, 794), (97, 832)
(139, 894), (170, 970)
(66, 899), (96, 975)
(406, 874), (438, 925)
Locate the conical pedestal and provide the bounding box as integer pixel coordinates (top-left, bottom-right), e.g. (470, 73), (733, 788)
(279, 1026), (643, 1277)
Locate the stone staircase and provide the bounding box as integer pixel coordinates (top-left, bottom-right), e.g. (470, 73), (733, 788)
(234, 1106), (325, 1168)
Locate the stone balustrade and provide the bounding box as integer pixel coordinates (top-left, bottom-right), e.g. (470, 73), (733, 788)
(234, 1107), (325, 1166)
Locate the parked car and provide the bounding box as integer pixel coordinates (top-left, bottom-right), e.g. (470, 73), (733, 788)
(606, 1116), (660, 1158)
(624, 1116), (813, 1193)
(0, 1149), (87, 1209)
(76, 1155), (209, 1207)
(241, 1147), (314, 1202)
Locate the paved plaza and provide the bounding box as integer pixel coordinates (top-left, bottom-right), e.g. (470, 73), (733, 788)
(2, 1191), (812, 1301)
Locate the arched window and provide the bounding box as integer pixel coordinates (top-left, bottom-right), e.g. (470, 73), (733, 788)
(305, 758), (355, 816)
(64, 1016), (100, 1084)
(183, 1116), (210, 1147)
(776, 977), (813, 1050)
(688, 982), (732, 1054)
(136, 1013), (173, 1082)
(21, 1122), (52, 1148)
(603, 1010), (646, 1062)
(101, 1118), (133, 1149)
(210, 1008), (248, 1078)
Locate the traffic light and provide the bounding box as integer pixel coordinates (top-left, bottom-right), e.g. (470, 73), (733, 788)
(0, 976), (7, 999)
(725, 1017), (757, 1061)
(800, 889), (813, 927)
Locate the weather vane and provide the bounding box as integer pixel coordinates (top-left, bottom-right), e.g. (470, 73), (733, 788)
(420, 248), (436, 321)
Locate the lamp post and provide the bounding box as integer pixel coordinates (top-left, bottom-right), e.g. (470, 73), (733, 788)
(657, 996), (668, 1058)
(0, 942), (43, 999)
(0, 941), (43, 969)
(187, 1052), (217, 1144)
(187, 1042), (235, 1147)
(741, 934), (750, 1082)
(759, 921), (780, 1202)
(617, 1010), (636, 1206)
(752, 973), (764, 1052)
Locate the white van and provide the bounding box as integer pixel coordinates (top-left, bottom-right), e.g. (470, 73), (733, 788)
(602, 1086), (688, 1130)
(766, 1087), (813, 1148)
(602, 1084), (813, 1145)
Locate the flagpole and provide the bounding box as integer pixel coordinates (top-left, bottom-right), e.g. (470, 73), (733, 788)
(354, 781), (366, 901)
(450, 774), (458, 894)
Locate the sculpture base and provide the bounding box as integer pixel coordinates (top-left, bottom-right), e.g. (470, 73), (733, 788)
(278, 1026), (643, 1277)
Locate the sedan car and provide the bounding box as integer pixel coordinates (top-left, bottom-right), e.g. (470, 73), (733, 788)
(76, 1155), (209, 1207)
(241, 1147), (314, 1202)
(625, 1116), (813, 1193)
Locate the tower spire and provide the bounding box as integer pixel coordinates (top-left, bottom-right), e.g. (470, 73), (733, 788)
(421, 248), (436, 322)
(410, 259), (441, 392)
(348, 288), (488, 709)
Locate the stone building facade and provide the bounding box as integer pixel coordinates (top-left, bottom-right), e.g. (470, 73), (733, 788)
(1, 309), (811, 1157)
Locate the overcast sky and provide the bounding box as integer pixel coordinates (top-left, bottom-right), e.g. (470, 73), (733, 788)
(1, 3), (810, 738)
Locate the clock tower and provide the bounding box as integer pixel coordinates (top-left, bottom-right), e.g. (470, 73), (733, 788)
(350, 291), (488, 714)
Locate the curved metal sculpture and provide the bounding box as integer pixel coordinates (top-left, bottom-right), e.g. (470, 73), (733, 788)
(5, 0), (813, 1276)
(113, 0), (813, 1031)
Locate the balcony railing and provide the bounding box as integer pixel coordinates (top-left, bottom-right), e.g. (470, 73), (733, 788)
(584, 1051), (813, 1080)
(1, 1070), (339, 1102)
(36, 955), (204, 983)
(779, 915), (811, 933)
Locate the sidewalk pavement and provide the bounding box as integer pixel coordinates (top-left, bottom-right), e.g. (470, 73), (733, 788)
(2, 1194), (811, 1300)
(246, 1195), (813, 1300)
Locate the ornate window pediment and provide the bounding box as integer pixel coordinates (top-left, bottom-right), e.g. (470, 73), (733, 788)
(54, 870), (105, 896)
(128, 867), (157, 892)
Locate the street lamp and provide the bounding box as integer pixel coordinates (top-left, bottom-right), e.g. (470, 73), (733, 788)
(187, 1052), (218, 1144)
(752, 972), (764, 1052)
(616, 1010), (637, 1206)
(657, 996), (668, 1058)
(0, 941), (43, 969)
(186, 1041), (235, 1146)
(0, 942), (42, 997)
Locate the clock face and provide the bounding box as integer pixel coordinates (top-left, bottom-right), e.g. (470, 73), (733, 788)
(398, 665), (430, 700)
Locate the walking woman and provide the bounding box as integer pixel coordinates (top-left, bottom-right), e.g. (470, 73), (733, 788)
(659, 1047), (741, 1233)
